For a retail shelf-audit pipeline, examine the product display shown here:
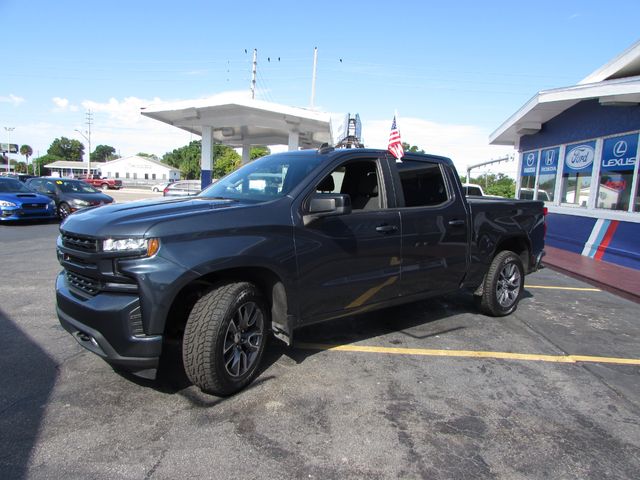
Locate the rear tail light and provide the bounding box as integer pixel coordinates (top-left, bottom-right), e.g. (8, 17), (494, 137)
(163, 187), (169, 195)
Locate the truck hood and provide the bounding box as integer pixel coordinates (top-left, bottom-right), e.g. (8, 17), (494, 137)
(61, 196), (248, 237)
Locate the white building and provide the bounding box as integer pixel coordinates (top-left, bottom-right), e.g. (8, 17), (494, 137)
(99, 155), (180, 183)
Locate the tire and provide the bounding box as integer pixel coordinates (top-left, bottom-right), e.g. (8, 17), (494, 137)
(152, 187), (159, 192)
(58, 202), (71, 220)
(182, 282), (269, 396)
(101, 183), (109, 190)
(477, 250), (525, 317)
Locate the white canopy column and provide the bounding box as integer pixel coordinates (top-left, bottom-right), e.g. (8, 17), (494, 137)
(241, 143), (251, 165)
(201, 125), (213, 189)
(288, 130), (299, 151)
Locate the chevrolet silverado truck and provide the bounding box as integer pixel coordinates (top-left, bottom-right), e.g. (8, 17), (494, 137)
(55, 148), (545, 396)
(79, 174), (123, 190)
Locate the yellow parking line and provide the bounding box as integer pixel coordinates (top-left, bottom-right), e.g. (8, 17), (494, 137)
(526, 285), (601, 292)
(296, 343), (640, 366)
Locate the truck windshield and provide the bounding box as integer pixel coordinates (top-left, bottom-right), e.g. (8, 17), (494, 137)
(199, 153), (323, 203)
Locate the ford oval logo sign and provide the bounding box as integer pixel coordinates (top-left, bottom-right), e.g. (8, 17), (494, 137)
(565, 145), (595, 170)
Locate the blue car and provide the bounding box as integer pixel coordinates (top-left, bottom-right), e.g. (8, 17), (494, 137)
(0, 177), (57, 222)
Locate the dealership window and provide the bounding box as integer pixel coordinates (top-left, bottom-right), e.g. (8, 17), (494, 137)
(597, 133), (638, 211)
(536, 147), (559, 202)
(162, 174), (167, 180)
(144, 173), (149, 180)
(152, 173), (156, 180)
(519, 151), (538, 200)
(126, 172), (130, 179)
(133, 173), (137, 179)
(561, 141), (596, 207)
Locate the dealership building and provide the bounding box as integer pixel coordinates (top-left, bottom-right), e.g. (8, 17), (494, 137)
(46, 155), (180, 184)
(490, 40), (640, 271)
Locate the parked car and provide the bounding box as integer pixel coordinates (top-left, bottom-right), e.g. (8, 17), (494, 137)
(26, 177), (114, 219)
(520, 188), (551, 202)
(55, 148), (546, 397)
(77, 174), (123, 190)
(3, 173), (38, 183)
(151, 181), (174, 192)
(163, 180), (201, 197)
(0, 177), (57, 222)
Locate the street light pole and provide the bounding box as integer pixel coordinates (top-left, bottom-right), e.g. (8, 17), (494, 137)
(4, 126), (15, 173)
(74, 127), (91, 177)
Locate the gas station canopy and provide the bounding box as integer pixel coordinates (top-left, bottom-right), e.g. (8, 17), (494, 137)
(141, 97), (332, 150)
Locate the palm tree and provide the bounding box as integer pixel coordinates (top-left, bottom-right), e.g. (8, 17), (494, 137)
(20, 144), (33, 173)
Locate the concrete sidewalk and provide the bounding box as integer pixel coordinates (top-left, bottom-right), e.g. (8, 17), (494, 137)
(543, 245), (640, 303)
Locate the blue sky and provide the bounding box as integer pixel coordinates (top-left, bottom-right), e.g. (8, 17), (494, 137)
(2, 0), (639, 174)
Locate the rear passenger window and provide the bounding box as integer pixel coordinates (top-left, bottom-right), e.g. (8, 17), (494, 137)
(398, 161), (448, 207)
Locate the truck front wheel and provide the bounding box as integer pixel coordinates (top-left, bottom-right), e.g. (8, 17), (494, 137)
(182, 282), (269, 396)
(477, 250), (524, 317)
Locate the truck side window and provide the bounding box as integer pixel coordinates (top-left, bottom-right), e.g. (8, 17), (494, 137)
(316, 160), (381, 210)
(398, 161), (448, 207)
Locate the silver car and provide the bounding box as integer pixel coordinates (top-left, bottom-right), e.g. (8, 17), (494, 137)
(162, 180), (201, 197)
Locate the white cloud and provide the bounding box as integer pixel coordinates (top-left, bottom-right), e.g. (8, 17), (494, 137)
(0, 94), (25, 106)
(52, 97), (79, 112)
(52, 97), (69, 109)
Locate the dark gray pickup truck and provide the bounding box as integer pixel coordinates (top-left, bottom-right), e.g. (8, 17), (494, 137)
(55, 148), (546, 396)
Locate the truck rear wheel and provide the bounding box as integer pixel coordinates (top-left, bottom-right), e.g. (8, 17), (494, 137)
(477, 250), (524, 317)
(182, 282), (268, 396)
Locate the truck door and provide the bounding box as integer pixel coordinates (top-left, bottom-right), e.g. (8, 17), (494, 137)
(294, 156), (402, 322)
(393, 158), (469, 297)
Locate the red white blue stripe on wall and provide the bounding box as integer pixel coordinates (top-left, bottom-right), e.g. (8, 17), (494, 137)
(546, 213), (640, 270)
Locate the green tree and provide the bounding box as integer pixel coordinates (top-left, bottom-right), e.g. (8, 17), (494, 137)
(213, 147), (241, 178)
(250, 146), (270, 160)
(136, 152), (159, 161)
(47, 137), (85, 161)
(401, 142), (425, 154)
(462, 172), (516, 198)
(163, 141), (242, 179)
(32, 154), (64, 176)
(14, 161), (27, 173)
(91, 145), (117, 162)
(20, 144), (33, 165)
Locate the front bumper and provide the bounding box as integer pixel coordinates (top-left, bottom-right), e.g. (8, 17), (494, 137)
(56, 272), (162, 372)
(0, 205), (57, 221)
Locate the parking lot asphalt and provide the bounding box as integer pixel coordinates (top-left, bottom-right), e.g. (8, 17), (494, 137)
(1, 214), (639, 479)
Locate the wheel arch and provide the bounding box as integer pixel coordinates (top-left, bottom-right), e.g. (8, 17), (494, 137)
(493, 235), (531, 271)
(163, 266), (293, 348)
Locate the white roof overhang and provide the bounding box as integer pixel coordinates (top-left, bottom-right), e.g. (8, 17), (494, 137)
(489, 76), (640, 146)
(141, 98), (332, 149)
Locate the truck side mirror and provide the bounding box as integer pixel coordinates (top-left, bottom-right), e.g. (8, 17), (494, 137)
(303, 193), (352, 225)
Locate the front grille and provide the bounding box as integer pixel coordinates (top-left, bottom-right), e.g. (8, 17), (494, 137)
(67, 271), (101, 296)
(22, 203), (47, 210)
(62, 233), (99, 252)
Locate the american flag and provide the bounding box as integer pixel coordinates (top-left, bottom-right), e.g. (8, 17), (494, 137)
(388, 115), (404, 160)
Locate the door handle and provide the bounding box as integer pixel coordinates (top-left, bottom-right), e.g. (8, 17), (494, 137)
(376, 224), (398, 233)
(448, 219), (466, 227)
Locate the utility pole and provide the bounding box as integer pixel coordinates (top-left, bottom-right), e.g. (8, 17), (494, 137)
(250, 49), (257, 100)
(86, 110), (92, 176)
(310, 47), (318, 109)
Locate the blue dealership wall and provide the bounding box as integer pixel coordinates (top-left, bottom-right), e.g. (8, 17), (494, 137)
(520, 100), (640, 151)
(546, 213), (640, 270)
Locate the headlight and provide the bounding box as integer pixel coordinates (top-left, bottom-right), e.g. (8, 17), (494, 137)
(0, 200), (17, 207)
(71, 199), (90, 207)
(48, 201), (56, 210)
(103, 238), (160, 256)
